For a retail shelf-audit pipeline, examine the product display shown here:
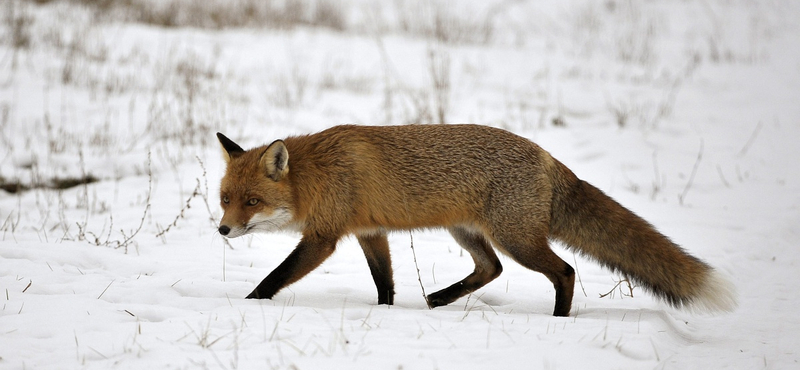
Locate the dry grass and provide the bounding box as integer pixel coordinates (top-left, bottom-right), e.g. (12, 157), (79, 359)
(26, 0), (347, 30)
(392, 0), (497, 45)
(4, 0), (33, 50)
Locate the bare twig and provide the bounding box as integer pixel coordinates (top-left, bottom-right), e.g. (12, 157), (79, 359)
(678, 139), (704, 206)
(79, 152), (152, 252)
(113, 152), (152, 252)
(97, 279), (115, 299)
(374, 34), (395, 125)
(428, 48), (451, 124)
(572, 254), (587, 297)
(737, 121), (763, 157)
(194, 156), (234, 252)
(22, 280), (31, 293)
(716, 165), (731, 188)
(650, 150), (663, 200)
(156, 180), (201, 238)
(195, 156), (221, 228)
(408, 232), (430, 308)
(599, 276), (635, 299)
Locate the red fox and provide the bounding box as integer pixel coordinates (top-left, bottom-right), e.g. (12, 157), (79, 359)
(216, 124), (736, 316)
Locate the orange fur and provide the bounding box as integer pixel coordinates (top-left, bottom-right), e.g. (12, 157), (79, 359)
(216, 125), (736, 316)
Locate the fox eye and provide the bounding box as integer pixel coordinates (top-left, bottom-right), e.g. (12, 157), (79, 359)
(247, 198), (259, 206)
(222, 196), (230, 204)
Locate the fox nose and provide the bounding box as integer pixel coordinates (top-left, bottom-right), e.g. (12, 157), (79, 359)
(218, 225), (231, 236)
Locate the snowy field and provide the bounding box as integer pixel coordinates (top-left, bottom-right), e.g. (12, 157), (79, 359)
(1, 0), (799, 369)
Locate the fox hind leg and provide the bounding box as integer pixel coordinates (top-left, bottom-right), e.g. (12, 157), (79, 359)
(426, 227), (503, 308)
(494, 234), (575, 317)
(357, 233), (395, 305)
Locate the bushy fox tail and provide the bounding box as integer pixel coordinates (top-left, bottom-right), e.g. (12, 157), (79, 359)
(547, 159), (737, 313)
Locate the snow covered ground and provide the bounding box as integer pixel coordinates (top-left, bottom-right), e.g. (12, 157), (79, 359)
(1, 0), (799, 368)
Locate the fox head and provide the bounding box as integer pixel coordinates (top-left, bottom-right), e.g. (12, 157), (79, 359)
(216, 133), (295, 238)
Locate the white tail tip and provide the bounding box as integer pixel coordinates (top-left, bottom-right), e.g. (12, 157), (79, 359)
(689, 270), (738, 314)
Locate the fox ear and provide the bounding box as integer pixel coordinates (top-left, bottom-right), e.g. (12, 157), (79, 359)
(261, 140), (289, 181)
(217, 133), (245, 163)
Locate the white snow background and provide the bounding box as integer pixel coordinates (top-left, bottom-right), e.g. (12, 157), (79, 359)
(1, 0), (799, 369)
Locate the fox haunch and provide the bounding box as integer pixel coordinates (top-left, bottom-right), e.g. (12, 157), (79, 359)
(216, 124), (737, 316)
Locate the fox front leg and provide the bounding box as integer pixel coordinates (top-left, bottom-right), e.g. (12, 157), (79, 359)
(246, 235), (337, 299)
(356, 233), (395, 305)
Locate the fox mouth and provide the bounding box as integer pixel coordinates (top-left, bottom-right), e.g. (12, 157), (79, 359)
(218, 223), (264, 238)
(243, 223), (266, 234)
(244, 207), (293, 235)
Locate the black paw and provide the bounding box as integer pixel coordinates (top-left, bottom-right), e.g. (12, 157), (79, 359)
(425, 293), (448, 308)
(246, 289), (269, 299)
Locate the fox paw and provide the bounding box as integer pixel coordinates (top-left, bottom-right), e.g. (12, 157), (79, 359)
(425, 293), (450, 308)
